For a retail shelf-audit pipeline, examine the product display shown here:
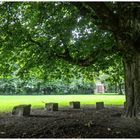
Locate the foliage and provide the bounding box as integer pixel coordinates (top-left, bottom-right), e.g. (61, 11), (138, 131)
(0, 2), (128, 96)
(0, 77), (95, 95)
(98, 56), (125, 94)
(0, 2), (117, 79)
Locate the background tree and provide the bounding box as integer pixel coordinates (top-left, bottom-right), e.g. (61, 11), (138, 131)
(99, 56), (124, 94)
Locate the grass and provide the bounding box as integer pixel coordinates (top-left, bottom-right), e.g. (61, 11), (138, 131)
(0, 94), (125, 112)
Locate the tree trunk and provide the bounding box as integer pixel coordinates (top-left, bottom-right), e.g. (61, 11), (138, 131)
(114, 83), (118, 93)
(118, 83), (123, 95)
(124, 53), (140, 118)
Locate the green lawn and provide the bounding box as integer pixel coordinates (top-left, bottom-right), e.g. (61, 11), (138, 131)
(0, 94), (125, 112)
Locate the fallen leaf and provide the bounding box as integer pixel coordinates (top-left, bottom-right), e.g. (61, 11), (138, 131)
(0, 132), (6, 135)
(107, 128), (111, 131)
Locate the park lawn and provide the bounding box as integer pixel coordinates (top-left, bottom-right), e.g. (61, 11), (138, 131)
(0, 94), (125, 112)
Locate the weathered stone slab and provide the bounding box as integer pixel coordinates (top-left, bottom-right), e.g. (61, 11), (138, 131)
(12, 104), (31, 116)
(69, 101), (80, 109)
(45, 103), (58, 111)
(96, 102), (104, 110)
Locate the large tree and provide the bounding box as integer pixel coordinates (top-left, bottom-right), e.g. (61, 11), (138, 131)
(72, 2), (140, 118)
(0, 2), (139, 117)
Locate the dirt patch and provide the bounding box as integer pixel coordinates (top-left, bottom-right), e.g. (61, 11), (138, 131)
(0, 105), (140, 138)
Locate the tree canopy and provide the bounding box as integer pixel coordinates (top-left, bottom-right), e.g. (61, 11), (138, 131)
(0, 2), (118, 79)
(0, 2), (140, 117)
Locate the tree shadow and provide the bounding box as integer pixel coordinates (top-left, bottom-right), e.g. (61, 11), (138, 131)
(29, 114), (57, 118)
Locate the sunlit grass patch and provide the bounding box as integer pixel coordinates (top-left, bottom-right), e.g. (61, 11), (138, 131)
(0, 94), (125, 112)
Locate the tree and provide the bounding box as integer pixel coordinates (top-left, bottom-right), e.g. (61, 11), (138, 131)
(99, 56), (124, 94)
(71, 2), (140, 117)
(0, 2), (139, 117)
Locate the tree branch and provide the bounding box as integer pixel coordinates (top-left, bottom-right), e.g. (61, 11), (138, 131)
(55, 47), (97, 67)
(87, 2), (114, 19)
(72, 2), (119, 32)
(27, 35), (43, 48)
(71, 2), (99, 19)
(55, 46), (117, 67)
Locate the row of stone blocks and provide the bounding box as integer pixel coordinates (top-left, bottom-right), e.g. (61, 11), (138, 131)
(38, 101), (81, 111)
(12, 102), (105, 116)
(45, 102), (104, 111)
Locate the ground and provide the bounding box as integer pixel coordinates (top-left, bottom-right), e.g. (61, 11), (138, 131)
(0, 105), (140, 138)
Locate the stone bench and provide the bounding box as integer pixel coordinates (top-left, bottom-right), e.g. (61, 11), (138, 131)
(12, 104), (31, 116)
(69, 101), (80, 109)
(45, 103), (58, 111)
(96, 102), (104, 110)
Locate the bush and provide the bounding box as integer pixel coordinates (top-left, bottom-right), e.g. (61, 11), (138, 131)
(0, 78), (95, 95)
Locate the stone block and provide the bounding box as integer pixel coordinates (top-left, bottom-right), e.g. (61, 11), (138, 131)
(69, 101), (80, 109)
(45, 103), (58, 111)
(12, 104), (31, 116)
(96, 102), (104, 110)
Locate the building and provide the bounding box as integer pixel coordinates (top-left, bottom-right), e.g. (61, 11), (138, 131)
(95, 82), (105, 93)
